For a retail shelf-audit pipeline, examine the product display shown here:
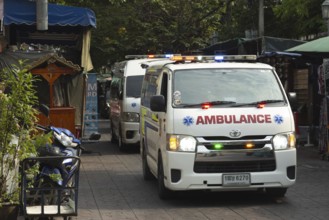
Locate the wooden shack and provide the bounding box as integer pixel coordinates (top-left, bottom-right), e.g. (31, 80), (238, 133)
(29, 53), (82, 134)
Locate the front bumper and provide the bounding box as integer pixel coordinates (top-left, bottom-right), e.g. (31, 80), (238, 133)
(163, 148), (296, 191)
(121, 122), (140, 145)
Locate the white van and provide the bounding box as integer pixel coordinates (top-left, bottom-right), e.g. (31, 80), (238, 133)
(109, 55), (172, 150)
(140, 55), (297, 199)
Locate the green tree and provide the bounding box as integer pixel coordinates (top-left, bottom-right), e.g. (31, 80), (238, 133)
(50, 0), (327, 70)
(0, 61), (49, 205)
(272, 0), (325, 38)
(50, 0), (225, 68)
(216, 0), (325, 39)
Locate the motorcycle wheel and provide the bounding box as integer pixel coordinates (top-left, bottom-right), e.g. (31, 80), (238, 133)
(27, 177), (59, 206)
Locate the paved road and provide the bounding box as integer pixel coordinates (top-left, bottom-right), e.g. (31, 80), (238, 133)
(72, 119), (329, 220)
(19, 119), (329, 220)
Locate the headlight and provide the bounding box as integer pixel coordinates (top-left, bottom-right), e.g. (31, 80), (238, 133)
(54, 131), (74, 147)
(122, 112), (139, 122)
(272, 132), (296, 150)
(60, 132), (73, 146)
(167, 134), (197, 152)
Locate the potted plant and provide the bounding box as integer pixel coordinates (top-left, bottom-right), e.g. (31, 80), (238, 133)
(0, 61), (45, 219)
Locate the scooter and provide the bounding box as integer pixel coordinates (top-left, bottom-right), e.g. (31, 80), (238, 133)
(35, 124), (82, 187)
(23, 104), (101, 206)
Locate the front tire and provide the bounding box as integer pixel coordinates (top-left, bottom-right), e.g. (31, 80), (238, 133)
(157, 153), (172, 199)
(110, 121), (117, 144)
(118, 128), (126, 151)
(27, 177), (59, 206)
(142, 142), (154, 180)
(266, 187), (287, 197)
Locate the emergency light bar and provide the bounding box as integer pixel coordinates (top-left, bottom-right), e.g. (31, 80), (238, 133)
(170, 55), (257, 62)
(125, 54), (178, 59)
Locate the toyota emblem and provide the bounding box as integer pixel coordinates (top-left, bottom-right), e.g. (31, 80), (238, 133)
(229, 130), (241, 138)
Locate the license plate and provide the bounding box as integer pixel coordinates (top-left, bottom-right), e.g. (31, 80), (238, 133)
(222, 173), (250, 186)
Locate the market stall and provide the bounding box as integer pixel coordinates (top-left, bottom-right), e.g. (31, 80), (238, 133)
(29, 53), (83, 135)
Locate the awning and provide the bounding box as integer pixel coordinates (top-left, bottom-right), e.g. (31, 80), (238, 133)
(259, 51), (302, 58)
(285, 36), (329, 60)
(286, 36), (329, 53)
(203, 36), (306, 55)
(3, 0), (96, 28)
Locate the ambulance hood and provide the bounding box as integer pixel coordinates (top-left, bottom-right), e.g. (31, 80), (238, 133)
(173, 106), (294, 137)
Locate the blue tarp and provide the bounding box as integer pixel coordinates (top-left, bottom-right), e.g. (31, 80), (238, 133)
(4, 0), (96, 28)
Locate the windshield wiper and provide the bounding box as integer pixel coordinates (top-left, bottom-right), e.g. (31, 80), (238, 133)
(233, 99), (285, 107)
(180, 100), (236, 108)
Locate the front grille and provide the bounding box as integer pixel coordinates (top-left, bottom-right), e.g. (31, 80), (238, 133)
(203, 135), (268, 141)
(194, 136), (275, 173)
(194, 160), (276, 173)
(204, 143), (266, 150)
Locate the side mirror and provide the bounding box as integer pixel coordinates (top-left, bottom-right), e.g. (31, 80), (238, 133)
(288, 92), (297, 111)
(119, 91), (123, 100)
(39, 104), (50, 117)
(150, 95), (166, 112)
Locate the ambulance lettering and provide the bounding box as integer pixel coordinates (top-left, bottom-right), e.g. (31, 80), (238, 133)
(194, 114), (274, 125)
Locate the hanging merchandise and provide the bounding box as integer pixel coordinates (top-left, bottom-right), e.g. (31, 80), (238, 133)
(320, 59), (329, 160)
(319, 99), (327, 154)
(318, 65), (325, 95)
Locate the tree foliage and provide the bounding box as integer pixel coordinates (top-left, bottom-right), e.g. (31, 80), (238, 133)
(49, 0), (327, 70)
(272, 0), (325, 38)
(50, 0), (225, 67)
(0, 61), (47, 204)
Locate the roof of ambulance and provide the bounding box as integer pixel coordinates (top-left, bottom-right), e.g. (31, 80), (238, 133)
(123, 58), (168, 76)
(159, 61), (274, 71)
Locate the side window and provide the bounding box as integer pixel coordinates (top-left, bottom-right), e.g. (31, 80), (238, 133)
(119, 78), (123, 100)
(141, 69), (161, 108)
(110, 78), (120, 100)
(141, 74), (150, 106)
(160, 73), (168, 109)
(110, 61), (125, 100)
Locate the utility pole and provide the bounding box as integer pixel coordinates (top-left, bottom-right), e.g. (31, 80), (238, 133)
(36, 0), (48, 31)
(258, 0), (264, 37)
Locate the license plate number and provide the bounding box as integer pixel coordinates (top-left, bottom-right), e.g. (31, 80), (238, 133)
(223, 173), (250, 186)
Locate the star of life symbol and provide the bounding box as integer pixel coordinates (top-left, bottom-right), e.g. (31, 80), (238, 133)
(183, 116), (194, 126)
(274, 114), (283, 124)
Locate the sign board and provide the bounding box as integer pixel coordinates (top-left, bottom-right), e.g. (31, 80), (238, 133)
(83, 73), (98, 138)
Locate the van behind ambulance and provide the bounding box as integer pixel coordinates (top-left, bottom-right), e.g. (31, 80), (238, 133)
(140, 55), (297, 199)
(109, 55), (173, 150)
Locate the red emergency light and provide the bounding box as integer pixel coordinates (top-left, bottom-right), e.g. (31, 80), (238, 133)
(202, 102), (211, 109)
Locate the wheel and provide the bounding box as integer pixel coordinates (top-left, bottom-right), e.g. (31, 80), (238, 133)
(110, 121), (117, 143)
(27, 177), (59, 206)
(266, 187), (287, 197)
(157, 153), (172, 199)
(118, 126), (126, 151)
(142, 142), (154, 180)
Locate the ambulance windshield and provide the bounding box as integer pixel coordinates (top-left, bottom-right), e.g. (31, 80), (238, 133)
(172, 68), (285, 108)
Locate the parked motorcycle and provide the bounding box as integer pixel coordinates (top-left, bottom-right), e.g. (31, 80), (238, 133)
(22, 104), (101, 209)
(35, 124), (82, 187)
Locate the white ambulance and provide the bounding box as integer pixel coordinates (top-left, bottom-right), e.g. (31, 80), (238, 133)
(109, 55), (173, 150)
(140, 55), (297, 199)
